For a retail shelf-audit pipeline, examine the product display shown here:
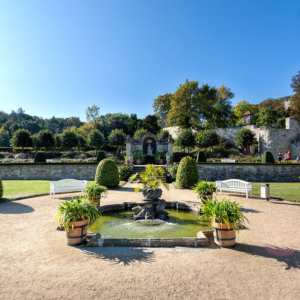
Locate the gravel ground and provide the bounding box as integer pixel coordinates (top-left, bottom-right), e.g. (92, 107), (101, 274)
(1, 183), (300, 299)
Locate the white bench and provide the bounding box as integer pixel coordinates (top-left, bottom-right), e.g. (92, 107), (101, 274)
(50, 179), (88, 199)
(215, 179), (252, 198)
(221, 159), (236, 162)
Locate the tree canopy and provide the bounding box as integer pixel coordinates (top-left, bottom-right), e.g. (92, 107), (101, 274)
(174, 128), (195, 152)
(10, 129), (32, 152)
(290, 71), (300, 123)
(234, 128), (256, 147)
(196, 130), (220, 150)
(87, 129), (105, 154)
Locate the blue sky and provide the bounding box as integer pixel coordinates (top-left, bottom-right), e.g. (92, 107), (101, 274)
(0, 0), (299, 122)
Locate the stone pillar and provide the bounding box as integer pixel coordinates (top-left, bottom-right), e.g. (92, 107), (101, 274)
(250, 144), (255, 155)
(125, 135), (133, 156)
(167, 135), (174, 155)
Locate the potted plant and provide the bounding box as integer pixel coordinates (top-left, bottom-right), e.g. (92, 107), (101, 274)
(130, 164), (169, 200)
(193, 181), (217, 204)
(201, 197), (249, 248)
(119, 165), (131, 181)
(158, 150), (166, 165)
(133, 149), (145, 165)
(124, 155), (130, 165)
(53, 196), (100, 246)
(84, 183), (107, 206)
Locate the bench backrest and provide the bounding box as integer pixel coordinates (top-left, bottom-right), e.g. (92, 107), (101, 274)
(221, 159), (236, 163)
(51, 179), (87, 188)
(216, 179), (251, 189)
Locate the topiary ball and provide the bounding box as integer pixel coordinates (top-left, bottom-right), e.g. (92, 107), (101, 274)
(95, 159), (120, 187)
(97, 151), (105, 162)
(261, 151), (275, 163)
(196, 151), (206, 163)
(34, 152), (46, 163)
(176, 156), (199, 188)
(0, 177), (3, 198)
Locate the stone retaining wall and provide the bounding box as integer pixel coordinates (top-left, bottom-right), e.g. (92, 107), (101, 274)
(0, 164), (98, 180)
(197, 164), (300, 182)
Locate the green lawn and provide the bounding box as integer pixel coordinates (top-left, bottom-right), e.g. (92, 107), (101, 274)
(172, 181), (300, 202)
(1, 180), (126, 200)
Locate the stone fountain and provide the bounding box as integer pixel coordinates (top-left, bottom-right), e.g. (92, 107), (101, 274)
(132, 188), (169, 222)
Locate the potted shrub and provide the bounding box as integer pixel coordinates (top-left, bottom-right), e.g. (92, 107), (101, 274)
(201, 197), (249, 248)
(130, 164), (169, 200)
(53, 196), (100, 246)
(84, 183), (107, 206)
(193, 181), (217, 204)
(124, 155), (130, 165)
(133, 149), (145, 165)
(119, 165), (131, 181)
(158, 150), (166, 165)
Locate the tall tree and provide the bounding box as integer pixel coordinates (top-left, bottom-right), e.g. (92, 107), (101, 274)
(166, 80), (218, 129)
(37, 130), (55, 153)
(234, 128), (256, 148)
(10, 129), (32, 153)
(174, 128), (195, 153)
(61, 130), (78, 153)
(85, 105), (101, 125)
(133, 128), (147, 140)
(153, 93), (173, 119)
(0, 130), (10, 147)
(87, 129), (105, 155)
(290, 71), (300, 122)
(143, 114), (160, 134)
(108, 129), (126, 152)
(196, 130), (220, 151)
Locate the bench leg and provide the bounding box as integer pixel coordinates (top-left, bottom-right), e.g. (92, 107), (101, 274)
(53, 190), (55, 199)
(246, 190), (248, 199)
(50, 190), (52, 198)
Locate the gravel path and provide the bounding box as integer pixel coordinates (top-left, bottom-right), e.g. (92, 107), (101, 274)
(1, 183), (300, 299)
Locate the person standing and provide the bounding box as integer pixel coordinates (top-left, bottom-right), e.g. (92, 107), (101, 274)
(278, 152), (283, 162)
(285, 151), (292, 162)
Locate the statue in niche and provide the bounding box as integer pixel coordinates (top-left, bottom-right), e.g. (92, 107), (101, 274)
(147, 144), (153, 155)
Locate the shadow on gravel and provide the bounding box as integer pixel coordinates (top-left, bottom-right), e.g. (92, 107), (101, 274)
(0, 201), (34, 214)
(241, 208), (261, 214)
(116, 187), (139, 193)
(232, 244), (300, 270)
(270, 201), (300, 207)
(81, 247), (155, 266)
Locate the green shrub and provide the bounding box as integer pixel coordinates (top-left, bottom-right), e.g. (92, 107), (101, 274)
(168, 165), (179, 180)
(119, 165), (131, 180)
(95, 159), (120, 187)
(176, 156), (199, 188)
(34, 152), (46, 163)
(0, 177), (3, 198)
(97, 151), (105, 162)
(262, 151), (275, 163)
(173, 152), (196, 163)
(196, 151), (206, 163)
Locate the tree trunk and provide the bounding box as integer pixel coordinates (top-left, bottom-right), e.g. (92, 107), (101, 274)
(95, 147), (97, 156)
(22, 146), (24, 154)
(69, 148), (72, 154)
(45, 148), (47, 154)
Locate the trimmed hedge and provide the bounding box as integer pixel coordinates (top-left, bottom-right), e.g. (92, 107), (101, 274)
(176, 156), (199, 188)
(0, 177), (3, 198)
(173, 152), (196, 163)
(196, 151), (206, 163)
(95, 159), (120, 187)
(0, 147), (13, 152)
(97, 151), (105, 163)
(262, 151), (275, 163)
(34, 152), (46, 163)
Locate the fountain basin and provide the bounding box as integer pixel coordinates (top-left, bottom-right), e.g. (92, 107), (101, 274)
(87, 201), (213, 247)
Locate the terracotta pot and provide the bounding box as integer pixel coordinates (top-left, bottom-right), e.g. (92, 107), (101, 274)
(66, 219), (88, 246)
(88, 195), (101, 206)
(159, 159), (164, 165)
(212, 222), (236, 248)
(135, 159), (141, 165)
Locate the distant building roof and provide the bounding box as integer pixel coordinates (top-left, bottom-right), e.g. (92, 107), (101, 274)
(241, 111), (252, 116)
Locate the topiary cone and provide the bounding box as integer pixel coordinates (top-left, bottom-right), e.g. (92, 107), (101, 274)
(176, 156), (199, 188)
(34, 152), (46, 163)
(196, 151), (206, 163)
(95, 159), (120, 187)
(261, 151), (275, 163)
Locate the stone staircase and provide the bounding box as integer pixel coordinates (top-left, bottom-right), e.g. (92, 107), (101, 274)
(131, 165), (167, 183)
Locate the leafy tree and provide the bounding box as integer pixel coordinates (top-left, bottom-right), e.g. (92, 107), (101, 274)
(205, 85), (234, 128)
(85, 105), (101, 125)
(133, 128), (147, 140)
(108, 129), (126, 152)
(233, 100), (259, 125)
(0, 130), (10, 147)
(32, 134), (42, 152)
(258, 98), (286, 117)
(87, 129), (105, 155)
(153, 93), (173, 118)
(54, 134), (63, 149)
(234, 128), (256, 148)
(23, 120), (41, 134)
(61, 130), (78, 153)
(142, 114), (160, 134)
(77, 133), (87, 153)
(166, 80), (218, 129)
(256, 108), (282, 126)
(37, 130), (55, 153)
(196, 130), (220, 151)
(157, 129), (169, 140)
(125, 114), (139, 136)
(174, 128), (195, 153)
(10, 129), (32, 153)
(290, 71), (300, 122)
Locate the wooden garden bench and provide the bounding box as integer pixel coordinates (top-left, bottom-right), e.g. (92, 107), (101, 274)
(221, 159), (236, 162)
(50, 179), (88, 199)
(215, 179), (252, 199)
